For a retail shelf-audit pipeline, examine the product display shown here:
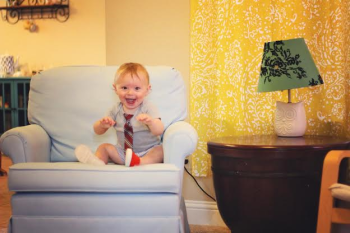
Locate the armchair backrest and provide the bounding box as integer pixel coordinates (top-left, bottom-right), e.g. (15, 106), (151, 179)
(28, 66), (187, 162)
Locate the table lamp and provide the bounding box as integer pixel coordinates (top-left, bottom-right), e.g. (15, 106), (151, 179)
(257, 38), (323, 137)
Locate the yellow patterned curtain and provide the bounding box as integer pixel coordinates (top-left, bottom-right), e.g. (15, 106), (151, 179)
(190, 0), (350, 176)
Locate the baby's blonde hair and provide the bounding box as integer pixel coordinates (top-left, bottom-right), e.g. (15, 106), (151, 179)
(115, 63), (149, 84)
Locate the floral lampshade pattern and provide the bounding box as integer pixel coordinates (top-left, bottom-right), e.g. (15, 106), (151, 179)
(258, 38), (323, 93)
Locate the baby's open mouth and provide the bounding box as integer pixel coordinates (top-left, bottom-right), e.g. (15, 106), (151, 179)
(126, 98), (136, 104)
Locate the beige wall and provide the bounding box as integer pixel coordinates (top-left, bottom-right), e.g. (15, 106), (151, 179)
(0, 0), (106, 73)
(105, 0), (190, 90)
(0, 0), (214, 202)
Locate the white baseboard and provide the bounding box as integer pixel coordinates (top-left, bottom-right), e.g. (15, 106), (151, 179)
(185, 200), (227, 227)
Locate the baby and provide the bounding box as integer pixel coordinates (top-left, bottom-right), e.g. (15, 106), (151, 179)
(75, 63), (164, 167)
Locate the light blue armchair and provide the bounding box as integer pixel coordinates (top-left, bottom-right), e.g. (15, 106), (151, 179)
(0, 66), (198, 233)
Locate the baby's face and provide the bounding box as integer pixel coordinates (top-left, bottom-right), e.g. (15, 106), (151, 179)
(114, 72), (150, 114)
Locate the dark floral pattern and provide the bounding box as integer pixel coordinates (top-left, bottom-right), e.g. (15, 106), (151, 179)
(260, 41), (324, 86)
(309, 75), (324, 86)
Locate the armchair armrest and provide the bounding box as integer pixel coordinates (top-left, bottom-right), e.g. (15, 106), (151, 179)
(162, 121), (198, 169)
(0, 125), (51, 164)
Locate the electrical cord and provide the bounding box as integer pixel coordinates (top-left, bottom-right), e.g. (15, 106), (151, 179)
(184, 166), (217, 202)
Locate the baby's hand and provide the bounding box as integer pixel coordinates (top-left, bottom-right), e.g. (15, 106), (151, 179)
(100, 117), (116, 129)
(136, 113), (153, 125)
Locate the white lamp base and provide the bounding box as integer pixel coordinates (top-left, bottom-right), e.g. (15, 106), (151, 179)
(274, 101), (306, 137)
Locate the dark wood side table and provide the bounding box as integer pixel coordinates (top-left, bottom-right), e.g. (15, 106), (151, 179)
(208, 135), (350, 233)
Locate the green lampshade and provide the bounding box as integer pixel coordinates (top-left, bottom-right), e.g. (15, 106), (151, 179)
(258, 38), (323, 92)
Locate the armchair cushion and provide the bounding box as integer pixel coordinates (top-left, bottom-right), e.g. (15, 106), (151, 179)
(9, 162), (180, 193)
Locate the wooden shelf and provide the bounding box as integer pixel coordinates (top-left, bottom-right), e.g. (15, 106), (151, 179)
(0, 1), (69, 24)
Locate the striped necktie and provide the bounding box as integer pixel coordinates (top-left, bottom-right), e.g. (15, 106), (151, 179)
(124, 114), (134, 151)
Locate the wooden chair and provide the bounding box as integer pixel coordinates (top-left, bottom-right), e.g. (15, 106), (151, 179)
(317, 150), (350, 233)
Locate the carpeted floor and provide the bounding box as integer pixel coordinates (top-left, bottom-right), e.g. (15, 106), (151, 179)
(0, 155), (230, 233)
(0, 155), (12, 233)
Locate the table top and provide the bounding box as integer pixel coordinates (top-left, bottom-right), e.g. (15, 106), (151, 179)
(208, 135), (350, 150)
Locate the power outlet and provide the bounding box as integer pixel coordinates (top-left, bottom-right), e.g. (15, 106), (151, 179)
(184, 157), (192, 172)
